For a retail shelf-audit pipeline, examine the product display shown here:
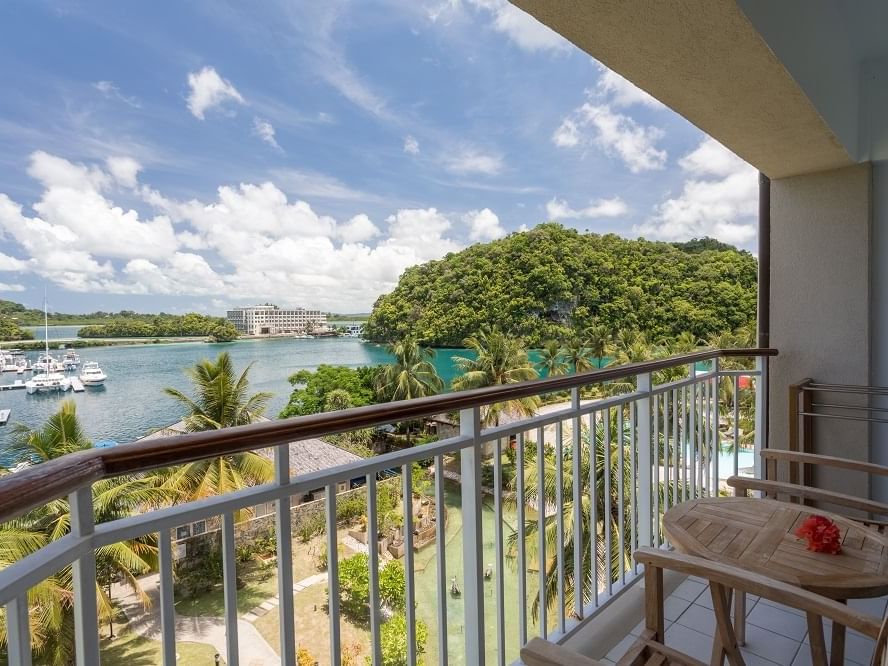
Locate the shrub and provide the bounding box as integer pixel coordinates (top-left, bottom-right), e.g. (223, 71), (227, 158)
(336, 553), (407, 620)
(376, 613), (428, 666)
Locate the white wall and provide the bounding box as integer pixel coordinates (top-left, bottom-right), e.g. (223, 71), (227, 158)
(769, 163), (872, 495)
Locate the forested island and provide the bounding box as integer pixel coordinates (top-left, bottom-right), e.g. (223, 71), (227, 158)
(78, 313), (239, 341)
(364, 224), (757, 346)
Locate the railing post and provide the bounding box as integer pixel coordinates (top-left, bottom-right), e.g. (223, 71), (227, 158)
(70, 487), (99, 666)
(713, 358), (720, 494)
(6, 594), (31, 666)
(158, 528), (176, 666)
(637, 372), (653, 548)
(222, 512), (239, 666)
(754, 355), (769, 481)
(275, 444), (296, 666)
(460, 406), (485, 665)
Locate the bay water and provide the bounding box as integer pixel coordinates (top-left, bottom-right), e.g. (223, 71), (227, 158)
(0, 333), (470, 455)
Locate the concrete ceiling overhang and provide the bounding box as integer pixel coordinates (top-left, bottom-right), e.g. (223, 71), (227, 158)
(511, 0), (855, 179)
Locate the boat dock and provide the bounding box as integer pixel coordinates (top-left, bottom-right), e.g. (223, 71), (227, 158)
(0, 409), (9, 425)
(70, 378), (85, 392)
(0, 380), (25, 391)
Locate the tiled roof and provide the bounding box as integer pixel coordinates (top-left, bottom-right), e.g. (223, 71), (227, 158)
(135, 417), (360, 477)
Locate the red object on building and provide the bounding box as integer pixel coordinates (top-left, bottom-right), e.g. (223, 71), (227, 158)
(738, 376), (752, 390)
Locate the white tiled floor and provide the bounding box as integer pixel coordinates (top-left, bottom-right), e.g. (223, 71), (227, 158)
(602, 577), (887, 666)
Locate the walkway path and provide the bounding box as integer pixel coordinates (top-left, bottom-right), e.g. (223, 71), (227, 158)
(114, 573), (280, 666)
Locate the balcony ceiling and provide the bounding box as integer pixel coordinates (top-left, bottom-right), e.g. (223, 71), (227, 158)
(510, 0), (859, 179)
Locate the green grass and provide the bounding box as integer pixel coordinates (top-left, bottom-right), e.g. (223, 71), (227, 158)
(101, 629), (222, 665)
(175, 563), (279, 617)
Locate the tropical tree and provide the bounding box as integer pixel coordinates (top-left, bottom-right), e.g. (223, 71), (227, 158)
(162, 352), (273, 502)
(510, 418), (683, 621)
(375, 336), (444, 402)
(1, 401), (170, 663)
(537, 340), (568, 377)
(563, 338), (595, 374)
(451, 328), (540, 427)
(585, 325), (612, 368)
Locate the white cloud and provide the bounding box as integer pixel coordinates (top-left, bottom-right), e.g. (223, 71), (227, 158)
(106, 157), (141, 188)
(635, 137), (757, 245)
(93, 81), (141, 108)
(546, 196), (628, 220)
(336, 214), (381, 243)
(0, 283), (25, 292)
(404, 135), (420, 155)
(441, 147), (503, 175)
(464, 208), (505, 241)
(0, 152), (514, 311)
(271, 168), (385, 203)
(552, 101), (666, 173)
(252, 117), (281, 150)
(186, 67), (245, 120)
(596, 69), (664, 110)
(452, 0), (567, 52)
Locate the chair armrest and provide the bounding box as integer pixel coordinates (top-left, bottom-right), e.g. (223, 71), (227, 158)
(762, 450), (888, 476)
(726, 476), (888, 517)
(520, 637), (602, 666)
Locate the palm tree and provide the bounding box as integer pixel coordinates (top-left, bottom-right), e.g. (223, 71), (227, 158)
(375, 336), (444, 402)
(1, 401), (169, 663)
(585, 325), (612, 368)
(451, 328), (540, 427)
(510, 418), (684, 622)
(537, 340), (568, 377)
(162, 352), (273, 501)
(563, 338), (595, 374)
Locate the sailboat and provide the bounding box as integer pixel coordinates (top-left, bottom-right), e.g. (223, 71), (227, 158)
(25, 294), (71, 395)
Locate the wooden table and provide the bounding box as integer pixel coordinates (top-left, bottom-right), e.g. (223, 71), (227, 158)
(663, 497), (888, 665)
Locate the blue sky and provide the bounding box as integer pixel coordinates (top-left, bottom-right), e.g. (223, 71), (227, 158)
(0, 0), (757, 314)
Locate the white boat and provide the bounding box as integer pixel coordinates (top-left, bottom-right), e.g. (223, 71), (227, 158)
(25, 293), (73, 395)
(33, 353), (64, 373)
(63, 350), (80, 369)
(78, 362), (107, 386)
(25, 372), (71, 394)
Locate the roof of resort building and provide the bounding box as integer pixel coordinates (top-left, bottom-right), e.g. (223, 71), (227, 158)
(287, 438), (362, 476)
(135, 418), (361, 477)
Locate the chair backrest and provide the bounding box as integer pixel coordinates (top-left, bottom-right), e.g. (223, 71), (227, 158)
(634, 548), (886, 666)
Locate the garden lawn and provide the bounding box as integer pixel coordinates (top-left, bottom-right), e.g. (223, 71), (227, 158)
(254, 584), (374, 664)
(175, 561), (279, 617)
(100, 628), (221, 665)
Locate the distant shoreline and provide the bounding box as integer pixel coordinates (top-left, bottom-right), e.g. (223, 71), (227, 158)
(4, 332), (366, 351)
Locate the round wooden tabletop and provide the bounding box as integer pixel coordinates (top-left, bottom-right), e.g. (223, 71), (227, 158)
(662, 497), (888, 599)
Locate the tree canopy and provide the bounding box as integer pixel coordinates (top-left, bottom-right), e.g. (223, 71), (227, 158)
(79, 313), (238, 339)
(364, 224), (757, 347)
(279, 364), (378, 418)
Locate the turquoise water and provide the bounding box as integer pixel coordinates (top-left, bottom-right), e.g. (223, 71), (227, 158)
(0, 336), (471, 453)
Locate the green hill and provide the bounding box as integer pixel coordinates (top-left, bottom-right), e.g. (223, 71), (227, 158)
(364, 224), (756, 347)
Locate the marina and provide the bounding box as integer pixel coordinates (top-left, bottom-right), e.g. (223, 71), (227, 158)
(0, 332), (467, 458)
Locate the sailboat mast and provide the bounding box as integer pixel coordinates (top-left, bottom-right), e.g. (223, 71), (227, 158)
(44, 289), (50, 359)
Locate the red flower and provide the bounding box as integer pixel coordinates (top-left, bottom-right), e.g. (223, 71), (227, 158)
(795, 515), (842, 554)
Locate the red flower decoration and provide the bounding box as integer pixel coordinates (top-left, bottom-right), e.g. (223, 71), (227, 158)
(795, 515), (842, 554)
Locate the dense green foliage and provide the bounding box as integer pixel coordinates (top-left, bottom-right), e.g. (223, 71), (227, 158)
(336, 553), (407, 619)
(379, 613), (428, 666)
(78, 313), (238, 339)
(0, 313), (33, 341)
(279, 364), (378, 418)
(364, 224), (756, 346)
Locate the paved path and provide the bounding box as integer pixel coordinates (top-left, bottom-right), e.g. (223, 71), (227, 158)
(113, 574), (280, 666)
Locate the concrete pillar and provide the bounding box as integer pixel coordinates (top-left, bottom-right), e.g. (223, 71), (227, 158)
(768, 163), (872, 496)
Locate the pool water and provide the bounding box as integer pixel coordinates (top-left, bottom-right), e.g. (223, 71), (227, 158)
(412, 482), (548, 665)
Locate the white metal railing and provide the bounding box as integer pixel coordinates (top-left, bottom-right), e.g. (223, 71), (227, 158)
(0, 349), (773, 665)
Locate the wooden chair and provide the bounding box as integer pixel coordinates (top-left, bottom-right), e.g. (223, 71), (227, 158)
(727, 450), (888, 528)
(520, 547), (888, 666)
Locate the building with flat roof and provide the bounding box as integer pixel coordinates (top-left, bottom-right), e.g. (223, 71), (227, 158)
(226, 303), (328, 336)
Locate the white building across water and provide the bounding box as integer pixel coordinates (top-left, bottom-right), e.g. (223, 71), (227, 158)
(226, 303), (328, 335)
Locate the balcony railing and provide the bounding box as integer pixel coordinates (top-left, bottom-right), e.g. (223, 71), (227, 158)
(0, 348), (775, 666)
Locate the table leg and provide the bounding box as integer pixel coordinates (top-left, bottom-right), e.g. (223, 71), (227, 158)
(734, 591), (746, 647)
(830, 600), (846, 666)
(710, 586), (734, 666)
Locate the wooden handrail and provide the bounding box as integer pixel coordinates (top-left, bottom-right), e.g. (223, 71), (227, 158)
(0, 348), (776, 523)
